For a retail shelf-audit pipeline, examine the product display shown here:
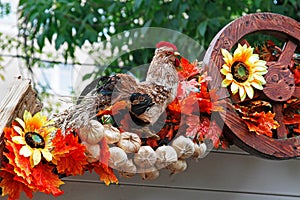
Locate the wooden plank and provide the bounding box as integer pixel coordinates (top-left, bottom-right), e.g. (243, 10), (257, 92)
(0, 78), (42, 135)
(0, 78), (42, 162)
(30, 181), (300, 200)
(61, 152), (300, 197)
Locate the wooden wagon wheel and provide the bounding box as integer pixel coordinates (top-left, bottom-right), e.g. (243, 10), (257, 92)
(203, 12), (300, 159)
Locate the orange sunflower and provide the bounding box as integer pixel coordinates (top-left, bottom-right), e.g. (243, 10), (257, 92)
(11, 110), (55, 167)
(220, 44), (268, 101)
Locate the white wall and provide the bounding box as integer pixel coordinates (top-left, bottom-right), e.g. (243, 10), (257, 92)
(23, 146), (300, 200)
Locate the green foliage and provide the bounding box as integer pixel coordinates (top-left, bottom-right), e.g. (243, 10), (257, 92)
(17, 0), (300, 67)
(0, 1), (10, 17)
(0, 0), (295, 113)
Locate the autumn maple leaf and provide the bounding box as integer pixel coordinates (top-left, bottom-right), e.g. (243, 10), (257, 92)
(177, 57), (200, 80)
(31, 164), (64, 196)
(0, 169), (33, 200)
(99, 138), (110, 166)
(52, 130), (88, 176)
(294, 68), (300, 85)
(92, 162), (119, 186)
(3, 139), (33, 183)
(242, 111), (280, 137)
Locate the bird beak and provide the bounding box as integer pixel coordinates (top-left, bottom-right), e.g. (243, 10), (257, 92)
(174, 51), (180, 56)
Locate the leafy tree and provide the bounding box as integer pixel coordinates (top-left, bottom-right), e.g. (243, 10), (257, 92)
(2, 0), (300, 112)
(17, 0), (300, 67)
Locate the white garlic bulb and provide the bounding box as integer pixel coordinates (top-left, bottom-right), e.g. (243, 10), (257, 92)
(118, 159), (137, 178)
(108, 147), (128, 170)
(82, 142), (100, 163)
(155, 146), (178, 169)
(140, 167), (160, 180)
(104, 124), (121, 144)
(78, 120), (105, 144)
(171, 136), (195, 159)
(134, 146), (157, 168)
(117, 132), (141, 153)
(193, 142), (207, 159)
(166, 159), (187, 175)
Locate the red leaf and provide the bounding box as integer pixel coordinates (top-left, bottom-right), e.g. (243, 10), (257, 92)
(146, 138), (158, 148)
(167, 99), (181, 122)
(93, 162), (118, 186)
(284, 114), (300, 125)
(181, 93), (199, 115)
(242, 111), (280, 137)
(99, 138), (110, 166)
(206, 120), (223, 148)
(0, 170), (33, 200)
(52, 130), (88, 176)
(3, 140), (33, 183)
(185, 115), (201, 138)
(294, 68), (300, 84)
(178, 57), (200, 80)
(3, 126), (18, 141)
(31, 164), (64, 196)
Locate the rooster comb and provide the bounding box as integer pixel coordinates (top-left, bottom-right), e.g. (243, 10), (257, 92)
(156, 41), (178, 51)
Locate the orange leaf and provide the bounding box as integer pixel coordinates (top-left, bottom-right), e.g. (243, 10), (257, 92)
(242, 111), (279, 137)
(181, 93), (199, 115)
(3, 140), (33, 183)
(0, 170), (33, 200)
(93, 162), (118, 186)
(146, 138), (158, 148)
(294, 68), (300, 84)
(185, 115), (201, 138)
(99, 138), (110, 166)
(31, 164), (64, 196)
(167, 99), (181, 123)
(3, 126), (18, 141)
(206, 120), (223, 148)
(111, 100), (130, 116)
(284, 114), (300, 125)
(52, 130), (88, 176)
(178, 57), (200, 80)
(97, 106), (112, 116)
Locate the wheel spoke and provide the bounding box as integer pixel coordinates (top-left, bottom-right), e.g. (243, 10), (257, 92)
(278, 40), (297, 64)
(293, 86), (300, 98)
(273, 103), (287, 139)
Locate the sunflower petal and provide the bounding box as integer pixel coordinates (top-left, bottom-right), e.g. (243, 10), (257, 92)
(247, 54), (258, 62)
(13, 126), (23, 135)
(221, 79), (232, 87)
(15, 118), (25, 129)
(23, 110), (32, 122)
(226, 73), (233, 80)
(220, 67), (230, 75)
(253, 74), (266, 84)
(41, 149), (53, 162)
(245, 85), (254, 99)
(33, 149), (42, 166)
(12, 136), (26, 145)
(221, 49), (233, 65)
(234, 44), (242, 58)
(230, 82), (239, 94)
(19, 145), (32, 157)
(251, 81), (264, 90)
(254, 66), (268, 73)
(239, 86), (246, 101)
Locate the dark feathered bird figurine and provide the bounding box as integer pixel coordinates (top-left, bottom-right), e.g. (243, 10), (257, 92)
(53, 41), (181, 138)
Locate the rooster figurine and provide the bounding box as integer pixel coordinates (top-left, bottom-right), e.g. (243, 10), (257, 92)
(54, 41), (181, 138)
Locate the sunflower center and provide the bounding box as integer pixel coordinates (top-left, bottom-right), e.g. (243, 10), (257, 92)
(232, 62), (249, 83)
(25, 132), (45, 149)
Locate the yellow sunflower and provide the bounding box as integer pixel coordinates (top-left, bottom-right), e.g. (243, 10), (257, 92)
(12, 110), (56, 168)
(220, 43), (268, 101)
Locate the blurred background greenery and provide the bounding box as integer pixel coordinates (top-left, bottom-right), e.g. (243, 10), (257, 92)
(0, 0), (299, 112)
